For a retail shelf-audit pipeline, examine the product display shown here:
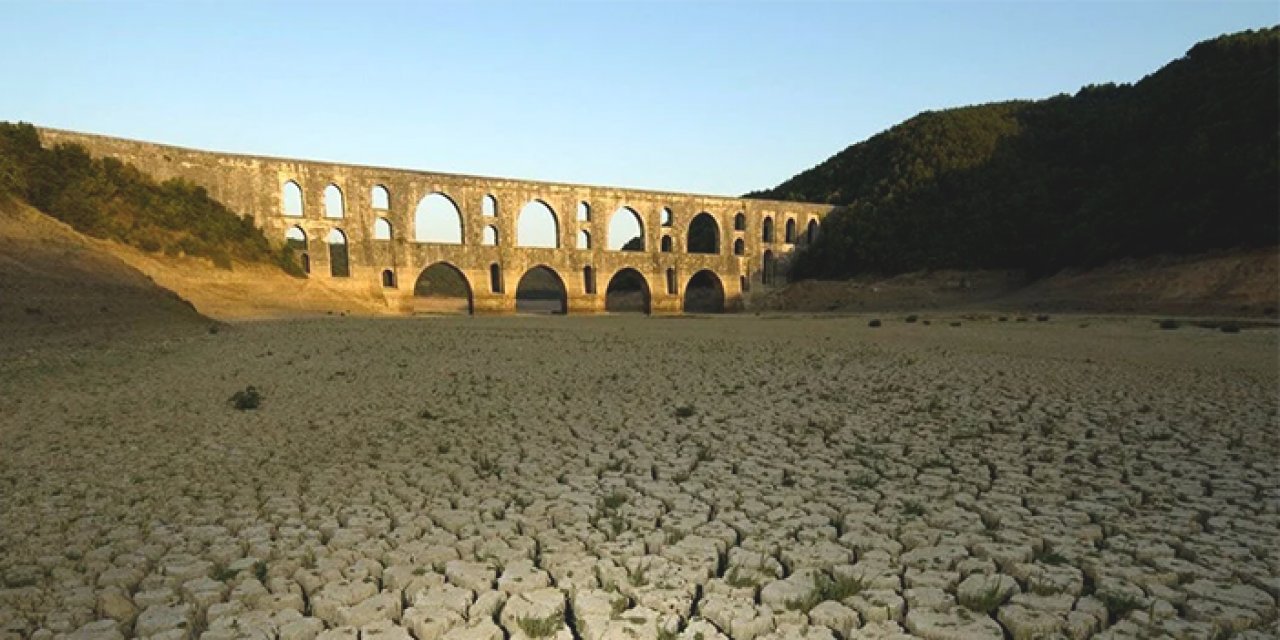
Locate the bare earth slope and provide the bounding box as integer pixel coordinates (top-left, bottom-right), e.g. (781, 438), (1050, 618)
(758, 248), (1279, 317)
(0, 199), (209, 353)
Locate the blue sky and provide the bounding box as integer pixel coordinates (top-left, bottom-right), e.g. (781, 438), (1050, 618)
(2, 1), (1275, 197)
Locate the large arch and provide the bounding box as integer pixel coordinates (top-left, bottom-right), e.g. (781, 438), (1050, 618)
(682, 270), (725, 313)
(515, 265), (567, 314)
(414, 262), (473, 314)
(414, 193), (464, 244)
(608, 206), (644, 251)
(326, 229), (349, 277)
(686, 212), (720, 254)
(605, 268), (651, 314)
(517, 200), (559, 248)
(282, 181), (304, 216)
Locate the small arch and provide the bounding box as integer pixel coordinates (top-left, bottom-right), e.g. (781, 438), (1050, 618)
(577, 201), (591, 222)
(734, 212), (746, 231)
(583, 266), (596, 295)
(517, 200), (559, 248)
(483, 225), (499, 246)
(683, 270), (725, 313)
(733, 238), (745, 256)
(686, 212), (720, 254)
(324, 184), (345, 219)
(608, 206), (645, 251)
(763, 217), (775, 243)
(665, 268), (676, 295)
(660, 236), (673, 253)
(785, 218), (797, 244)
(371, 185), (390, 210)
(326, 229), (349, 278)
(414, 193), (464, 244)
(489, 263), (503, 293)
(285, 226), (309, 276)
(282, 181), (304, 216)
(578, 230), (591, 250)
(762, 249), (776, 284)
(381, 269), (397, 288)
(606, 268), (651, 314)
(373, 217), (393, 240)
(806, 219), (819, 244)
(482, 194), (498, 217)
(414, 262), (473, 315)
(660, 207), (673, 227)
(516, 265), (567, 314)
(740, 275), (749, 293)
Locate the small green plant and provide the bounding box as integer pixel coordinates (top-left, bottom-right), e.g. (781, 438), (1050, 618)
(675, 405), (696, 419)
(868, 319), (882, 327)
(724, 566), (756, 588)
(629, 562), (650, 587)
(905, 315), (918, 323)
(602, 491), (628, 511)
(959, 580), (1007, 613)
(254, 560), (268, 583)
(784, 572), (866, 612)
(902, 500), (926, 517)
(229, 386), (262, 410)
(516, 612), (563, 638)
(212, 564), (238, 582)
(1097, 590), (1145, 622)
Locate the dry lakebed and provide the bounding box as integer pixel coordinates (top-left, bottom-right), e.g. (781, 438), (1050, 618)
(1, 314), (1276, 640)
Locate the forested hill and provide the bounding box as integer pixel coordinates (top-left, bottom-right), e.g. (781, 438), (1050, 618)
(748, 27), (1279, 278)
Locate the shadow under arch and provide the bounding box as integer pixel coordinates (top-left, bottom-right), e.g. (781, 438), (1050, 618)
(682, 269), (725, 313)
(605, 267), (651, 314)
(414, 261), (473, 315)
(516, 264), (568, 314)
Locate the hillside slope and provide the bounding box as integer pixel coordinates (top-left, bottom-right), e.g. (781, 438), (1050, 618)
(750, 27), (1279, 279)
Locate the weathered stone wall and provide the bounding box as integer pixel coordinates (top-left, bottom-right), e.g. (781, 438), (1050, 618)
(37, 127), (831, 314)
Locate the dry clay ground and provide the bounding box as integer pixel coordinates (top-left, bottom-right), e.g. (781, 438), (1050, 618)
(1, 315), (1277, 640)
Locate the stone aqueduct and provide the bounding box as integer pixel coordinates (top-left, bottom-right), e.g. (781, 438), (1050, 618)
(38, 128), (832, 314)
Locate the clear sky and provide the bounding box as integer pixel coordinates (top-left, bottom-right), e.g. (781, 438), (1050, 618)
(2, 1), (1275, 197)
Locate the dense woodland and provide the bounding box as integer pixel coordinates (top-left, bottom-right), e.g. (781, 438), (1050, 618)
(749, 28), (1279, 279)
(0, 122), (302, 274)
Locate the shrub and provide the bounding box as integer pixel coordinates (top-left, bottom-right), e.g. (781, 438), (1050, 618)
(1159, 319), (1180, 330)
(904, 314), (918, 323)
(868, 319), (882, 327)
(229, 386), (262, 410)
(674, 405), (696, 419)
(1220, 324), (1241, 333)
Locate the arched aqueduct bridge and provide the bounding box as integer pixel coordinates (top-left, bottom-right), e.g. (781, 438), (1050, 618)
(38, 128), (833, 314)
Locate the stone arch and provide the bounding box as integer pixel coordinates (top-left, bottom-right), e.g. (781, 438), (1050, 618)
(733, 238), (745, 256)
(489, 263), (503, 293)
(483, 225), (499, 246)
(414, 262), (473, 314)
(326, 229), (349, 277)
(608, 206), (644, 251)
(578, 230), (591, 250)
(583, 265), (596, 295)
(763, 217), (775, 243)
(324, 184), (345, 219)
(415, 193), (464, 244)
(740, 275), (749, 293)
(660, 235), (673, 253)
(734, 212), (746, 231)
(806, 219), (819, 244)
(665, 268), (676, 295)
(285, 226), (309, 275)
(282, 180), (304, 216)
(687, 212), (720, 254)
(606, 268), (651, 314)
(785, 218), (797, 243)
(371, 185), (390, 210)
(683, 270), (725, 313)
(577, 201), (591, 222)
(762, 249), (776, 284)
(517, 200), (559, 248)
(516, 265), (567, 314)
(660, 207), (673, 227)
(482, 194), (498, 217)
(381, 269), (397, 288)
(374, 217), (393, 240)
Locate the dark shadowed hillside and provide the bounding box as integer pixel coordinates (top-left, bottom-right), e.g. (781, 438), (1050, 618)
(748, 27), (1279, 279)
